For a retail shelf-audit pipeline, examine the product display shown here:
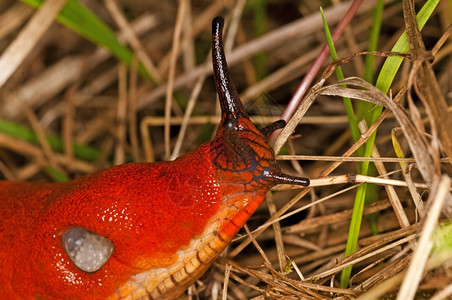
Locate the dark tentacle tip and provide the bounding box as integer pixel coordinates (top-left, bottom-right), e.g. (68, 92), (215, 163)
(264, 170), (310, 187)
(289, 176), (310, 187)
(260, 120), (286, 138)
(212, 16), (224, 35)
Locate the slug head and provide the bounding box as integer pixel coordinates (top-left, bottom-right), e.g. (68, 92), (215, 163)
(210, 16), (309, 190)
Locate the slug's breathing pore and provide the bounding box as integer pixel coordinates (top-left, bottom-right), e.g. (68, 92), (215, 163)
(0, 16), (309, 300)
(210, 16), (309, 190)
(62, 226), (114, 273)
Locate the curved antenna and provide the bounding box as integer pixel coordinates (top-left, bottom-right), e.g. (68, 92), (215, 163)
(212, 16), (248, 122)
(260, 120), (287, 138)
(265, 169), (310, 186)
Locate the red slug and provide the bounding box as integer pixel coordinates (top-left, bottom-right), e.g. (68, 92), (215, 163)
(0, 17), (309, 299)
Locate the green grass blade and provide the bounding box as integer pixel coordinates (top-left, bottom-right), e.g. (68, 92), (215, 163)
(340, 183), (367, 286)
(432, 222), (452, 259)
(45, 166), (70, 182)
(375, 0), (439, 94)
(0, 119), (101, 161)
(251, 0), (268, 81)
(363, 0), (384, 85)
(320, 8), (361, 145)
(339, 0), (440, 287)
(354, 0), (385, 239)
(321, 9), (372, 287)
(359, 0), (384, 123)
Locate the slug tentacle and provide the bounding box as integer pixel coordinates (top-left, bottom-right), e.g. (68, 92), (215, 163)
(263, 169), (310, 186)
(260, 119), (287, 138)
(211, 16), (248, 124)
(210, 16), (309, 189)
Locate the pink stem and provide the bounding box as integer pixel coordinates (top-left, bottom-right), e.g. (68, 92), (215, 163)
(270, 0), (364, 145)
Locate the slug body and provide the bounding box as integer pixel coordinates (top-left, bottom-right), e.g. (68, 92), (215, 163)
(0, 17), (308, 299)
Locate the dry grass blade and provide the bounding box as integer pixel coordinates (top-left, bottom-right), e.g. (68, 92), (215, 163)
(431, 282), (452, 300)
(357, 222), (452, 300)
(358, 121), (410, 229)
(104, 0), (162, 83)
(221, 263), (232, 300)
(2, 13), (158, 120)
(113, 63), (128, 165)
(402, 0), (452, 164)
(128, 57), (140, 162)
(277, 154), (448, 163)
(157, 0), (230, 75)
(273, 80), (325, 153)
(225, 260), (324, 299)
(320, 77), (437, 183)
(266, 192), (287, 271)
(240, 45), (321, 103)
(397, 175), (451, 300)
(0, 2), (33, 41)
(136, 0), (387, 110)
(392, 128), (426, 217)
(283, 199), (392, 234)
(0, 133), (94, 174)
(309, 229), (418, 281)
(164, 0), (187, 159)
(320, 77), (452, 222)
(170, 72), (206, 160)
(0, 0), (67, 88)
